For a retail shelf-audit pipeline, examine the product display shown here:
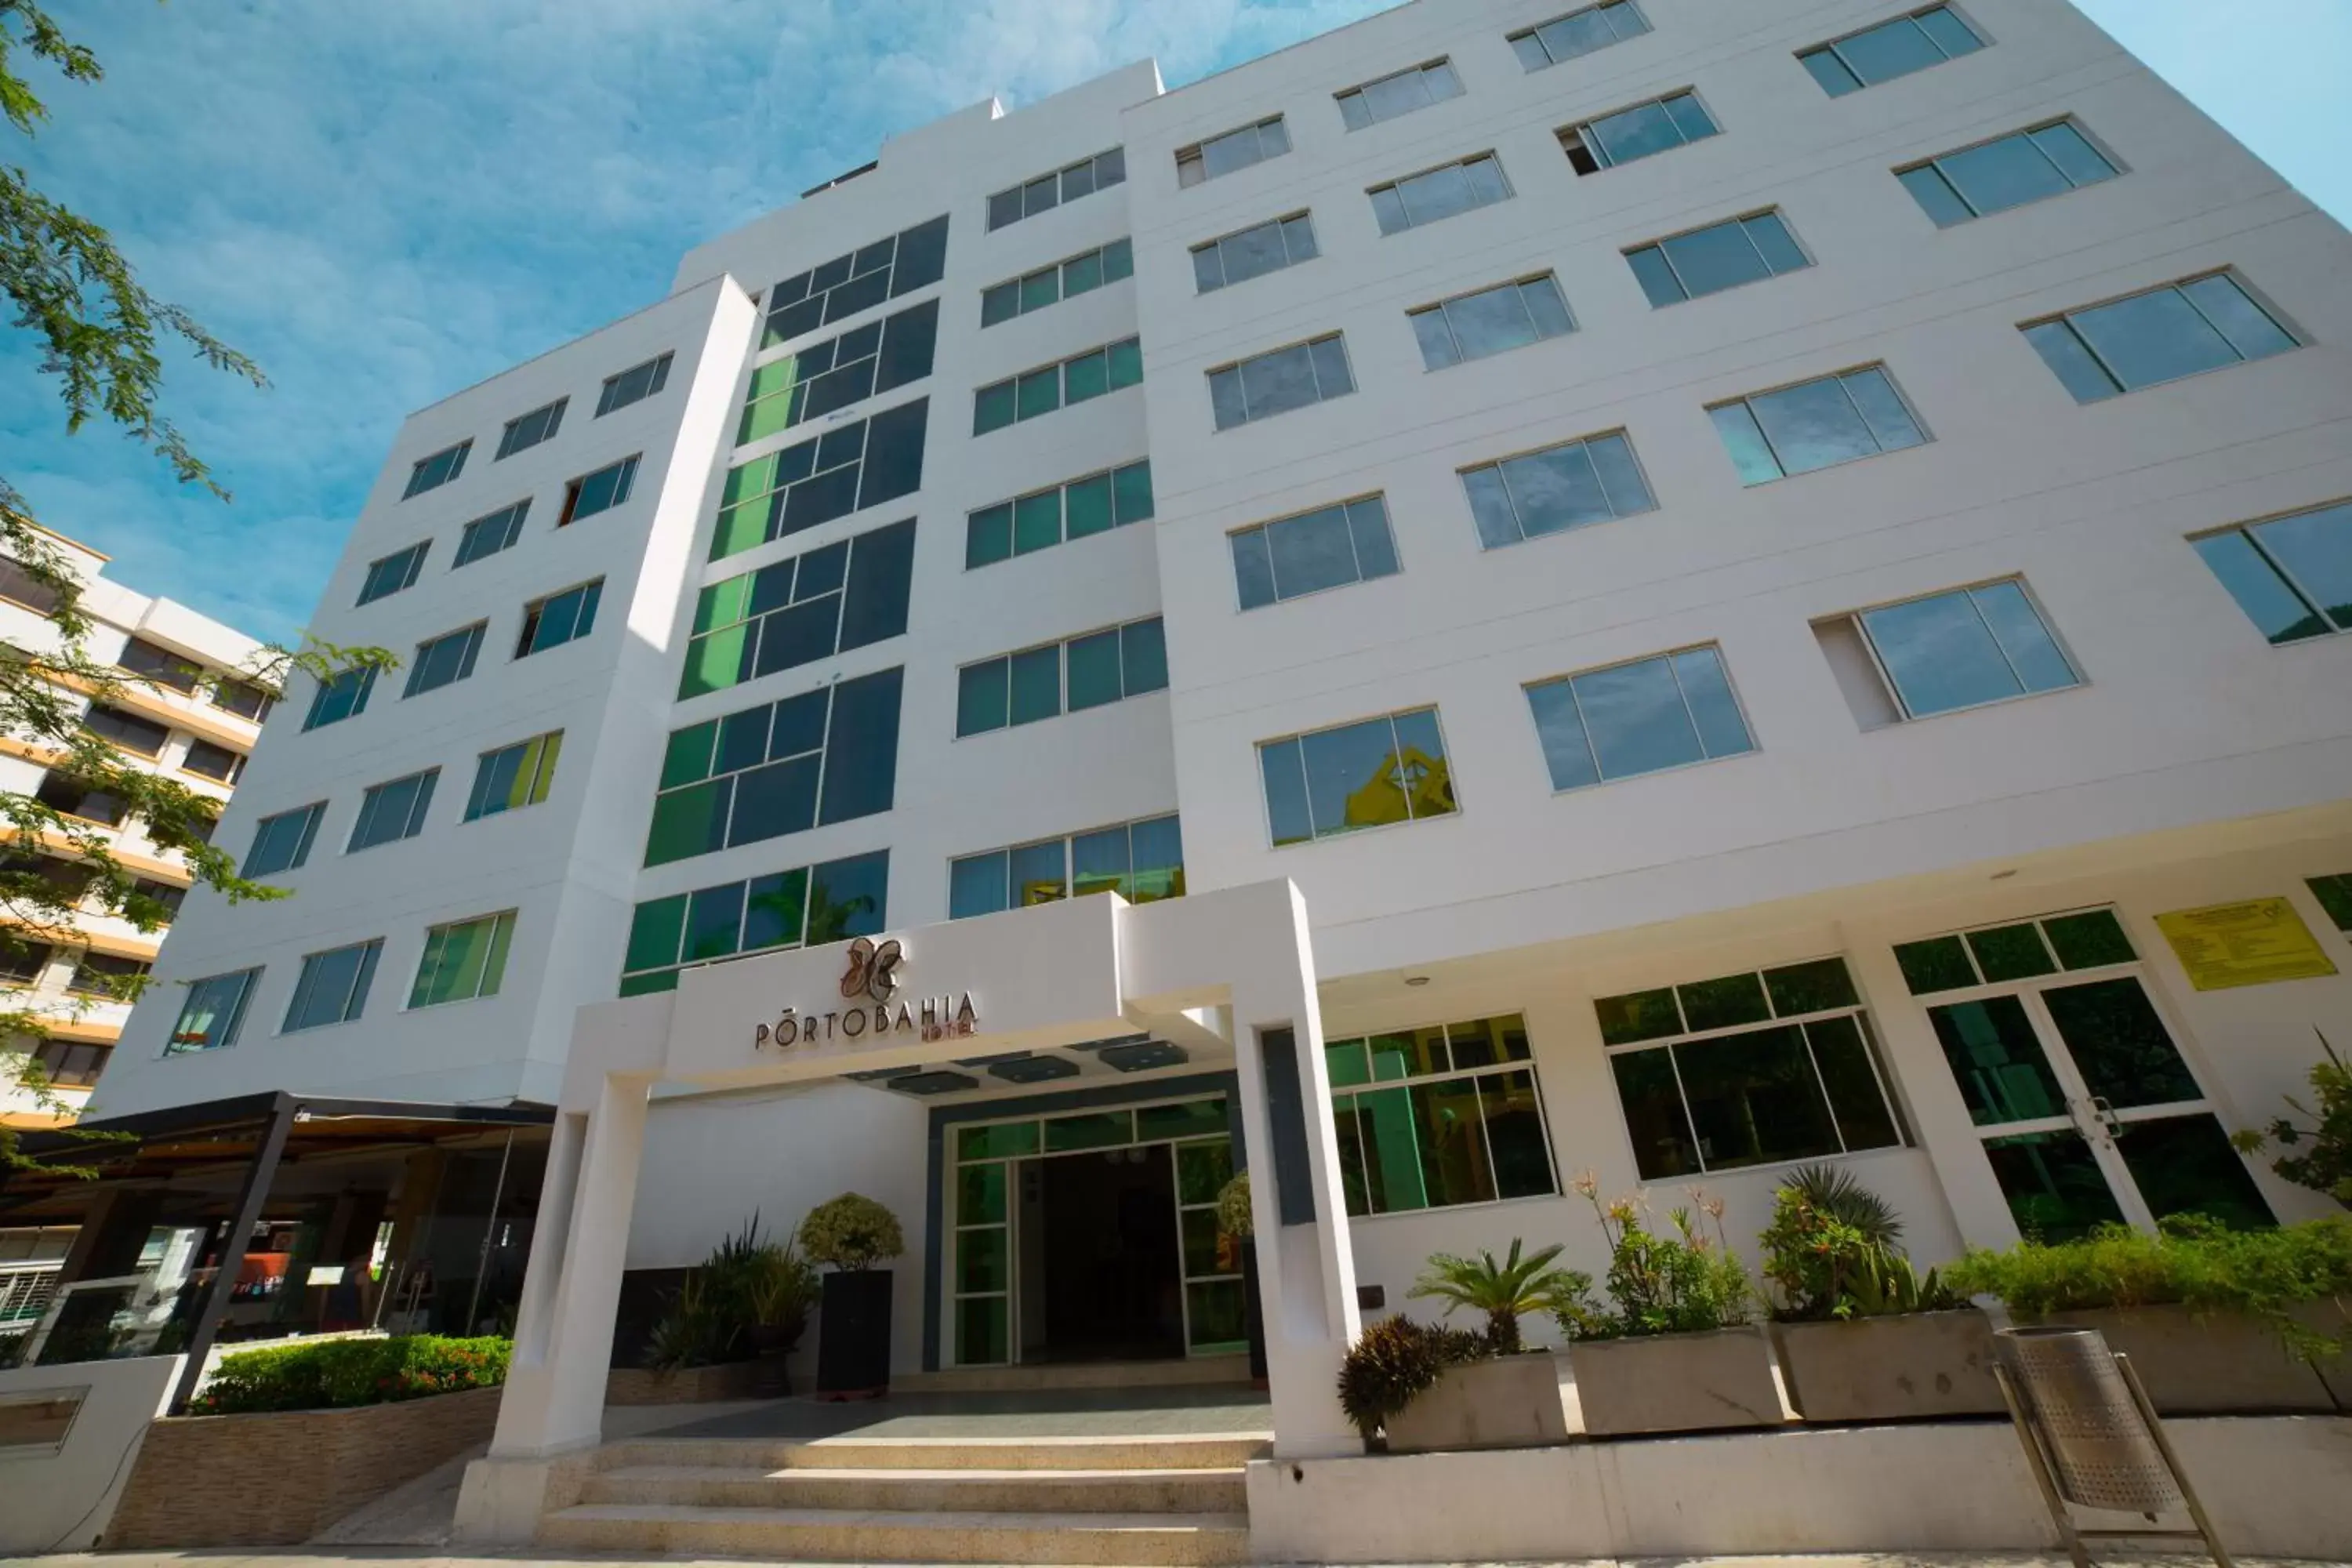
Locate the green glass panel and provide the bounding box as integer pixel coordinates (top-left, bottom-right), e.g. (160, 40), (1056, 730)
(1445, 1018), (1503, 1069)
(695, 575), (751, 634)
(956, 1225), (1007, 1294)
(1019, 269), (1059, 312)
(720, 454), (777, 506)
(710, 500), (769, 561)
(1102, 237), (1134, 281)
(1595, 986), (1682, 1045)
(1983, 1130), (2125, 1243)
(662, 723), (718, 789)
(1013, 490), (1062, 554)
(1325, 1039), (1371, 1087)
(1112, 462), (1154, 524)
(1967, 923), (2057, 982)
(1671, 1023), (1840, 1172)
(1928, 996), (2066, 1126)
(956, 1293), (1008, 1364)
(1612, 1046), (1698, 1180)
(1186, 1279), (1247, 1349)
(2310, 873), (2352, 933)
(967, 503), (1013, 568)
(2043, 909), (2136, 969)
(1181, 1207), (1223, 1277)
(746, 357), (800, 399)
(1763, 956), (1860, 1015)
(623, 895), (688, 975)
(957, 1163), (1007, 1225)
(1480, 1069), (1555, 1200)
(1044, 1110), (1133, 1152)
(743, 868), (808, 950)
(1366, 1033), (1421, 1081)
(974, 382), (1016, 434)
(1356, 1084), (1423, 1212)
(1015, 367), (1059, 420)
(644, 779), (728, 867)
(1137, 1098), (1226, 1142)
(1895, 935), (1977, 994)
(1806, 1014), (1901, 1151)
(679, 625), (748, 699)
(1062, 249), (1103, 296)
(1176, 1139), (1233, 1206)
(1677, 971), (1773, 1033)
(1063, 474), (1114, 540)
(957, 1121), (1040, 1162)
(618, 968), (678, 997)
(2113, 1114), (2274, 1231)
(2038, 976), (2200, 1109)
(738, 393), (797, 445)
(1062, 351), (1109, 404)
(1409, 1077), (1496, 1206)
(1107, 338), (1144, 389)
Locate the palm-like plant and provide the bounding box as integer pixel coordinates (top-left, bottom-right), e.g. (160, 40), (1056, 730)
(1783, 1163), (1903, 1248)
(1409, 1240), (1592, 1353)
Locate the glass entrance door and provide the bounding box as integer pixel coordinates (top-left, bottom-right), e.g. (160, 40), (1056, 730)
(1899, 909), (2272, 1241)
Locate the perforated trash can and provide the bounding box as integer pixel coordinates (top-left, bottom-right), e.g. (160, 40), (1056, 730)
(1999, 1324), (2180, 1513)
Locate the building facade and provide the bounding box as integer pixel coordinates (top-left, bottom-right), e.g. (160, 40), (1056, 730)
(75, 0), (2352, 1442)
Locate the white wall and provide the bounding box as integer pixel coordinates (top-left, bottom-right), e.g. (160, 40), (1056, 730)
(0, 1353), (181, 1554)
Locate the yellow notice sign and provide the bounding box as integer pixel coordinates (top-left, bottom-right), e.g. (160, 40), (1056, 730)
(2154, 898), (2339, 992)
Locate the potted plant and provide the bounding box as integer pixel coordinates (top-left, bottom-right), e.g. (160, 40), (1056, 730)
(1553, 1174), (1789, 1436)
(1381, 1240), (1583, 1452)
(1758, 1165), (1998, 1421)
(1216, 1171), (1268, 1388)
(801, 1192), (904, 1400)
(742, 1228), (821, 1398)
(1335, 1314), (1485, 1450)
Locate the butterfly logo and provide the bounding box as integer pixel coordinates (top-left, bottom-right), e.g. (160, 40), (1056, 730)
(840, 936), (905, 1003)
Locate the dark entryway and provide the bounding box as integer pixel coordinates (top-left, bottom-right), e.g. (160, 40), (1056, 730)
(1034, 1145), (1183, 1361)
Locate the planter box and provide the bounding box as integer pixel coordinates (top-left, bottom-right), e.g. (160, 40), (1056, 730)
(1385, 1353), (1570, 1453)
(1566, 1324), (1792, 1437)
(816, 1268), (892, 1399)
(2292, 1300), (2351, 1410)
(1770, 1310), (2002, 1423)
(104, 1383), (502, 1548)
(604, 1360), (760, 1406)
(2049, 1305), (2334, 1414)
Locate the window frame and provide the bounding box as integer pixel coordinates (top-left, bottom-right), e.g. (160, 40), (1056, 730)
(243, 801), (326, 877)
(464, 731), (563, 822)
(347, 768), (440, 854)
(80, 702), (172, 759)
(1335, 58), (1464, 130)
(986, 149), (1126, 232)
(597, 352), (673, 416)
(356, 543), (430, 606)
(954, 617), (1169, 738)
(1367, 151), (1513, 234)
(558, 453), (641, 526)
(1523, 644), (1758, 794)
(1207, 332), (1355, 431)
(1177, 116), (1290, 187)
(1625, 209), (1812, 307)
(2187, 498), (2352, 646)
(1407, 273), (1576, 369)
(1897, 118), (2121, 227)
(302, 666), (376, 731)
(1189, 212), (1320, 294)
(165, 967), (260, 1055)
(401, 622), (487, 699)
(1708, 363), (1930, 485)
(1257, 705), (1460, 848)
(1323, 1014), (1561, 1218)
(965, 461), (1154, 570)
(1228, 493), (1402, 610)
(710, 397), (928, 562)
(760, 215), (949, 347)
(402, 440), (471, 500)
(1824, 575), (2082, 724)
(619, 849), (889, 996)
(281, 938), (383, 1034)
(495, 397), (568, 461)
(1508, 1), (1652, 72)
(1558, 90), (1719, 175)
(514, 578), (604, 659)
(1799, 4), (1985, 97)
(1457, 428), (1656, 548)
(408, 910), (518, 1010)
(948, 812), (1187, 920)
(2020, 270), (2300, 403)
(972, 338), (1144, 435)
(980, 238), (1136, 328)
(454, 499), (531, 568)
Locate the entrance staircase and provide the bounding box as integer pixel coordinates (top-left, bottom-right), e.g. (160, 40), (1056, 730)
(538, 1431), (1261, 1563)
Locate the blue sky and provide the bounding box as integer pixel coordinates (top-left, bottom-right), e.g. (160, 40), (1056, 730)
(2, 0), (2347, 646)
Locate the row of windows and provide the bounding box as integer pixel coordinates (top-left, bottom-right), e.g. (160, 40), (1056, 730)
(759, 215), (949, 347)
(306, 577), (603, 730)
(973, 339), (1144, 435)
(710, 400), (927, 563)
(0, 851), (186, 922)
(0, 942), (151, 998)
(165, 909), (515, 1052)
(966, 460), (1155, 569)
(737, 299), (938, 445)
(28, 771), (214, 842)
(981, 238), (1134, 328)
(619, 848), (890, 995)
(111, 636), (275, 724)
(681, 518), (915, 699)
(399, 350), (670, 502)
(358, 452), (637, 609)
(78, 702), (248, 786)
(947, 814), (1185, 920)
(954, 618), (1168, 739)
(243, 731), (562, 877)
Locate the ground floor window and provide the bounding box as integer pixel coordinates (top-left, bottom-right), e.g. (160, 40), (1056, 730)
(1323, 1014), (1559, 1215)
(1597, 957), (1906, 1179)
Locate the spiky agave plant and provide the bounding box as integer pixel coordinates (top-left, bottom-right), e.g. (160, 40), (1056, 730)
(1408, 1239), (1592, 1353)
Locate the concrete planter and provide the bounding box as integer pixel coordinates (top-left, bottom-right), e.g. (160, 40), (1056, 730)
(1383, 1352), (1569, 1453)
(1566, 1324), (1792, 1436)
(2050, 1305), (2337, 1414)
(2293, 1300), (2351, 1409)
(1770, 1309), (2003, 1422)
(605, 1359), (760, 1406)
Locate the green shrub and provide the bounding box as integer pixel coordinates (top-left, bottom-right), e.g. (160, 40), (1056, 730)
(647, 1215), (822, 1370)
(2232, 1034), (2352, 1206)
(1215, 1171), (1253, 1240)
(191, 1334), (510, 1414)
(799, 1192), (905, 1272)
(1409, 1240), (1591, 1354)
(1334, 1314), (1486, 1441)
(1554, 1174), (1752, 1341)
(1759, 1165), (1962, 1322)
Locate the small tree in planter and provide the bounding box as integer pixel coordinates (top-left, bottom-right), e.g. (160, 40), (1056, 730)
(1410, 1240), (1589, 1354)
(1215, 1171), (1268, 1385)
(801, 1192), (904, 1399)
(1378, 1240), (1588, 1452)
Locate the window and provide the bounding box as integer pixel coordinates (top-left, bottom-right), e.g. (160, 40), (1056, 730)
(181, 739), (244, 784)
(1231, 495), (1400, 609)
(1259, 706), (1456, 846)
(403, 623), (485, 698)
(1600, 956), (1904, 1178)
(1178, 116), (1289, 187)
(454, 500), (530, 568)
(559, 454), (639, 525)
(409, 911), (516, 1008)
(355, 543), (429, 606)
(982, 239), (1134, 327)
(738, 299), (939, 444)
(403, 440), (470, 499)
(760, 214), (949, 343)
(956, 619), (1167, 736)
(243, 803), (325, 877)
(1461, 430), (1654, 547)
(597, 352), (673, 416)
(132, 876), (186, 918)
(620, 849), (887, 996)
(646, 667), (902, 867)
(1208, 334), (1353, 430)
(1559, 92), (1718, 174)
(32, 1037), (109, 1087)
(2192, 499), (2352, 646)
(1511, 2), (1650, 70)
(1709, 365), (1927, 484)
(1814, 578), (2078, 726)
(1338, 59), (1462, 129)
(1801, 5), (1984, 96)
(1628, 211), (1809, 307)
(710, 399), (927, 561)
(988, 149), (1124, 232)
(464, 731), (562, 822)
(0, 556), (64, 615)
(1327, 1016), (1558, 1215)
(2307, 873), (2352, 935)
(303, 666), (376, 731)
(1893, 907), (2141, 996)
(1410, 274), (1573, 368)
(347, 768), (438, 851)
(973, 339), (1143, 435)
(211, 677), (274, 724)
(495, 397), (566, 460)
(515, 579), (602, 659)
(282, 939), (381, 1032)
(682, 518), (915, 698)
(2023, 273), (2296, 404)
(0, 941), (52, 984)
(1, 851), (92, 906)
(37, 773), (126, 826)
(1191, 213), (1318, 294)
(950, 815), (1185, 919)
(1526, 646), (1753, 792)
(166, 968), (260, 1053)
(68, 952), (147, 998)
(1900, 122), (2118, 227)
(1370, 152), (1511, 234)
(81, 703), (170, 757)
(118, 637), (202, 692)
(968, 462), (1152, 570)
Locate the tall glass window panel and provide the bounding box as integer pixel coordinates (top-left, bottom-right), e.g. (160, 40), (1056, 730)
(1801, 5), (1983, 97)
(516, 580), (601, 659)
(597, 352), (672, 416)
(1231, 496), (1399, 609)
(1338, 60), (1462, 130)
(455, 501), (529, 568)
(1327, 1015), (1555, 1216)
(1854, 580), (2078, 719)
(348, 768), (438, 851)
(966, 462), (1151, 568)
(1410, 275), (1573, 369)
(2024, 274), (2297, 403)
(1560, 93), (1717, 174)
(2193, 501), (2352, 645)
(357, 543), (428, 606)
(1511, 2), (1651, 71)
(1259, 707), (1455, 846)
(303, 666), (376, 731)
(1208, 335), (1353, 430)
(1901, 122), (2116, 228)
(1192, 213), (1318, 294)
(243, 803), (325, 877)
(404, 623), (485, 698)
(987, 148), (1123, 232)
(1711, 367), (1926, 485)
(465, 731), (562, 821)
(1628, 212), (1809, 307)
(1178, 118), (1288, 187)
(410, 911), (516, 1008)
(403, 441), (469, 499)
(1460, 431), (1653, 547)
(561, 454), (639, 525)
(168, 968), (259, 1054)
(283, 940), (381, 1033)
(496, 397), (566, 460)
(1526, 647), (1754, 792)
(1369, 154), (1510, 235)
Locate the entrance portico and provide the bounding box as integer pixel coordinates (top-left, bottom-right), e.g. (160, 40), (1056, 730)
(456, 880), (1359, 1542)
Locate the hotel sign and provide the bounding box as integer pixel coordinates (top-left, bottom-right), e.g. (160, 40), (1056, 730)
(753, 937), (980, 1050)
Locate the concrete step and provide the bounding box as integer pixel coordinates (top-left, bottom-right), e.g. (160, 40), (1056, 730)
(594, 1432), (1270, 1473)
(895, 1354), (1250, 1394)
(538, 1502), (1253, 1563)
(580, 1461), (1248, 1513)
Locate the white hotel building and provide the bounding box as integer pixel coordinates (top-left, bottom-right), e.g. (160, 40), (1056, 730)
(56, 0), (2352, 1464)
